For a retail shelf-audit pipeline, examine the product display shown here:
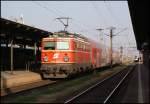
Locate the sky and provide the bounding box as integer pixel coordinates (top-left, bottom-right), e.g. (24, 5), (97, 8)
(1, 1), (139, 56)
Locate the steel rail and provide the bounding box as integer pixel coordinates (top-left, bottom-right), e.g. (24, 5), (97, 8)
(64, 66), (132, 104)
(1, 65), (117, 97)
(103, 66), (134, 103)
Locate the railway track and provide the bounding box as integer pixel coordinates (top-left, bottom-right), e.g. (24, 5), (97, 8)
(1, 65), (134, 103)
(64, 65), (135, 103)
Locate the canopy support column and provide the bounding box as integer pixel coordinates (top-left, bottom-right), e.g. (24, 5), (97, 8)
(10, 39), (13, 74)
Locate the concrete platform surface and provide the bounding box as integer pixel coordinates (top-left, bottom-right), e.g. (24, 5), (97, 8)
(121, 63), (149, 103)
(1, 71), (42, 89)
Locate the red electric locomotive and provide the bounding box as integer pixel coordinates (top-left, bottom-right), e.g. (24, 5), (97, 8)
(40, 31), (120, 78)
(41, 31), (102, 78)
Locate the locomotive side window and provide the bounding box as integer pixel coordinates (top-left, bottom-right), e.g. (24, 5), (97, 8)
(43, 42), (55, 50)
(57, 42), (69, 50)
(77, 42), (80, 50)
(74, 41), (77, 50)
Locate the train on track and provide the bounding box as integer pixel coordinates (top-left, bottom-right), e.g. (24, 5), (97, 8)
(40, 31), (121, 78)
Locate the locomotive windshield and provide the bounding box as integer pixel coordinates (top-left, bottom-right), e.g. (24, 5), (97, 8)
(43, 42), (55, 50)
(57, 42), (69, 50)
(43, 41), (69, 50)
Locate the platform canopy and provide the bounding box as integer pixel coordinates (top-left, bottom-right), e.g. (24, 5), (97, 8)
(1, 17), (52, 46)
(128, 0), (149, 50)
(0, 17), (53, 72)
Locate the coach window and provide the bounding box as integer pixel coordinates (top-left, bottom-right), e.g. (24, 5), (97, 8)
(80, 43), (82, 51)
(83, 44), (85, 51)
(76, 42), (79, 50)
(82, 43), (84, 51)
(87, 45), (90, 52)
(80, 43), (81, 51)
(80, 42), (82, 51)
(78, 43), (80, 50)
(85, 44), (87, 51)
(87, 45), (89, 52)
(86, 45), (88, 52)
(82, 43), (83, 50)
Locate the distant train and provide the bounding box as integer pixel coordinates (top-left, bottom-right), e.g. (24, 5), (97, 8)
(40, 31), (121, 78)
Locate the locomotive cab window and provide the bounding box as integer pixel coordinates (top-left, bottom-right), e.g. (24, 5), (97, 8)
(57, 41), (69, 50)
(43, 42), (55, 50)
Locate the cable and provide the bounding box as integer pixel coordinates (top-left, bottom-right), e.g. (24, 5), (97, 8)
(90, 1), (108, 27)
(32, 1), (96, 34)
(32, 1), (61, 17)
(113, 28), (127, 35)
(103, 1), (121, 27)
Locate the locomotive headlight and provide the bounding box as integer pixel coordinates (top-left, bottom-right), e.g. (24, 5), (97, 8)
(64, 56), (69, 62)
(44, 56), (48, 62)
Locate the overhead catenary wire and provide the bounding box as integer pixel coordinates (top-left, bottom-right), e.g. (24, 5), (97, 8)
(42, 2), (67, 17)
(90, 1), (129, 49)
(103, 1), (122, 28)
(90, 1), (108, 27)
(32, 1), (95, 34)
(113, 28), (127, 36)
(40, 1), (96, 32)
(31, 0), (133, 51)
(32, 1), (109, 37)
(31, 1), (62, 31)
(32, 1), (61, 17)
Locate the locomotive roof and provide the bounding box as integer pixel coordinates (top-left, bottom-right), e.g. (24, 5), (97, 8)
(48, 31), (89, 41)
(44, 31), (119, 53)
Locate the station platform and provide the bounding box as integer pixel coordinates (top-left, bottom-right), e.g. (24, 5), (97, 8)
(120, 63), (149, 103)
(1, 71), (42, 89)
